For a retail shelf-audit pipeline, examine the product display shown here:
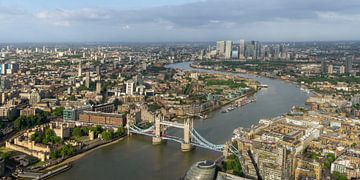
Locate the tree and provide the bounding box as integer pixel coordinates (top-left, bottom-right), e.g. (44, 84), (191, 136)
(31, 128), (62, 145)
(223, 154), (243, 176)
(14, 111), (49, 130)
(101, 131), (113, 141)
(72, 127), (83, 138)
(68, 95), (77, 101)
(114, 126), (125, 137)
(61, 144), (76, 158)
(113, 98), (121, 107)
(78, 85), (89, 91)
(332, 171), (348, 180)
(31, 132), (43, 143)
(14, 117), (23, 130)
(55, 144), (76, 158)
(351, 142), (357, 148)
(50, 151), (59, 159)
(92, 125), (103, 136)
(323, 153), (336, 170)
(52, 107), (65, 117)
(0, 152), (10, 160)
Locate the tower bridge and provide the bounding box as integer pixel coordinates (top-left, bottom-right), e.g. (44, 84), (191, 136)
(126, 115), (241, 155)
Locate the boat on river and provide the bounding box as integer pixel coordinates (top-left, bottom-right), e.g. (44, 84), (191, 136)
(258, 84), (268, 88)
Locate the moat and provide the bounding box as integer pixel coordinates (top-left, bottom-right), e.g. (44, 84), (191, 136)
(52, 62), (311, 180)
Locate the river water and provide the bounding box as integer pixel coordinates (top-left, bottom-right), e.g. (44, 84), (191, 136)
(52, 62), (311, 180)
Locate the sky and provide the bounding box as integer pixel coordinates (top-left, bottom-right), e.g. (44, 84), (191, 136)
(0, 0), (360, 42)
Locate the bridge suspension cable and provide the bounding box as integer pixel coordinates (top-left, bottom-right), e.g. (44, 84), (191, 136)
(190, 128), (224, 151)
(128, 121), (242, 158)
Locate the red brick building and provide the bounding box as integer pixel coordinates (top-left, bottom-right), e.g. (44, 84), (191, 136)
(79, 111), (125, 127)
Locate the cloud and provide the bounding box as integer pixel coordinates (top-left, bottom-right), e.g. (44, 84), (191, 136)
(121, 25), (130, 30)
(31, 0), (360, 28)
(35, 8), (113, 26)
(316, 11), (360, 23)
(0, 6), (28, 21)
(2, 0), (360, 41)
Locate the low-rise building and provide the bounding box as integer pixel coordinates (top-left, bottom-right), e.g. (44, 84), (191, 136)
(331, 149), (360, 179)
(79, 111), (124, 127)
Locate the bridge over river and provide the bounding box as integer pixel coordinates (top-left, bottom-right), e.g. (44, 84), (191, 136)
(128, 115), (239, 154)
(52, 62), (311, 180)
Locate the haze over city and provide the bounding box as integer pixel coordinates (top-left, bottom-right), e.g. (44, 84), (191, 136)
(1, 0), (360, 42)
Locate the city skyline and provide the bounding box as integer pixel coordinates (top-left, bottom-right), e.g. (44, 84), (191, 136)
(1, 0), (360, 42)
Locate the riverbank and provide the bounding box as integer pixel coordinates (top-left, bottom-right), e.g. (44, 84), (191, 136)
(189, 62), (316, 97)
(163, 63), (260, 119)
(43, 136), (126, 172)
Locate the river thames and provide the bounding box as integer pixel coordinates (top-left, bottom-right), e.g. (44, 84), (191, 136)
(52, 62), (311, 180)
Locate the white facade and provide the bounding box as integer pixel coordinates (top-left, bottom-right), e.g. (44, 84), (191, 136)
(225, 40), (232, 59)
(216, 41), (225, 56)
(126, 80), (134, 95)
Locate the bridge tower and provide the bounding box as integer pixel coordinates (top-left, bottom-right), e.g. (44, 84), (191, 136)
(126, 120), (130, 136)
(181, 118), (193, 151)
(223, 142), (230, 158)
(152, 115), (163, 145)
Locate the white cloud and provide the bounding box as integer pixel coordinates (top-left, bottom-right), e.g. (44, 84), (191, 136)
(316, 11), (360, 23)
(121, 25), (130, 30)
(2, 0), (360, 41)
(35, 8), (113, 26)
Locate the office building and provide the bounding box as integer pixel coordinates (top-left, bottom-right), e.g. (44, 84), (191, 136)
(79, 111), (124, 127)
(0, 63), (19, 75)
(0, 76), (9, 91)
(327, 64), (333, 74)
(345, 56), (353, 73)
(251, 41), (258, 59)
(185, 160), (216, 180)
(29, 91), (41, 105)
(93, 103), (115, 113)
(216, 41), (226, 56)
(239, 39), (245, 60)
(231, 50), (239, 59)
(339, 65), (345, 74)
(85, 72), (90, 88)
(96, 65), (101, 76)
(78, 61), (82, 77)
(225, 40), (232, 59)
(126, 80), (134, 95)
(96, 81), (102, 94)
(63, 105), (92, 121)
(321, 60), (327, 74)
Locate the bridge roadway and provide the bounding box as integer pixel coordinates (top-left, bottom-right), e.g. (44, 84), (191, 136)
(127, 120), (248, 175)
(127, 119), (238, 154)
(159, 121), (184, 129)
